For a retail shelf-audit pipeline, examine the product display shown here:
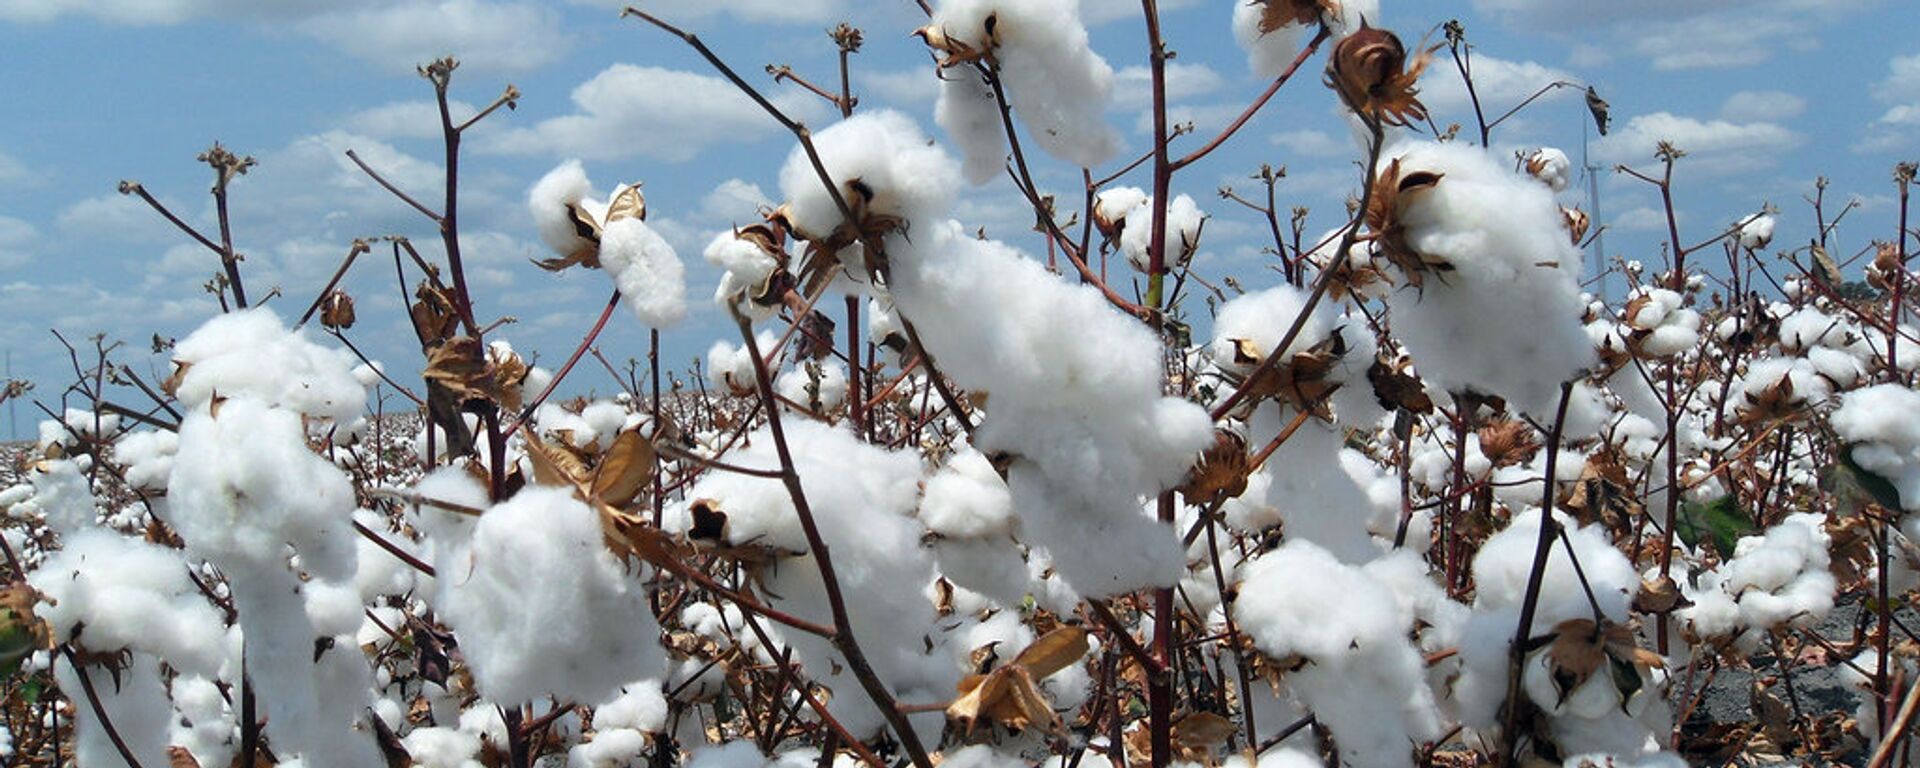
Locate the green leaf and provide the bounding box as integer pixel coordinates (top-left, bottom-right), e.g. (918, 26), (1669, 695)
(1675, 495), (1753, 559)
(1821, 446), (1906, 516)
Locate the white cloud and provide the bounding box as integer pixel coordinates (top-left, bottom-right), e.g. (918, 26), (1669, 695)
(1719, 90), (1807, 123)
(1630, 13), (1810, 71)
(1612, 205), (1672, 232)
(1268, 129), (1346, 157)
(1421, 54), (1579, 121)
(1596, 112), (1802, 174)
(567, 0), (849, 25)
(1884, 54), (1920, 103)
(859, 68), (938, 108)
(298, 0), (567, 73)
(0, 150), (26, 185)
(1863, 54), (1920, 152)
(0, 216), (34, 271)
(482, 64), (816, 162)
(56, 192), (183, 243)
(699, 179), (772, 225)
(1113, 62), (1226, 111)
(1467, 0), (1727, 29)
(340, 100), (479, 140)
(1080, 0), (1202, 25)
(0, 0), (566, 72)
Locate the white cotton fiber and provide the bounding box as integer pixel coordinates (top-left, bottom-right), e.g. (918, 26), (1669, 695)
(170, 307), (367, 425)
(600, 218), (687, 329)
(929, 0), (1118, 169)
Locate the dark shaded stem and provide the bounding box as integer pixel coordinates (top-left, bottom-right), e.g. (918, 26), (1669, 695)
(1497, 380), (1576, 764)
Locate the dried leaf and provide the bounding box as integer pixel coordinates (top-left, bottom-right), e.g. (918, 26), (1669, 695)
(1180, 430), (1251, 506)
(591, 427), (657, 509)
(948, 627), (1088, 736)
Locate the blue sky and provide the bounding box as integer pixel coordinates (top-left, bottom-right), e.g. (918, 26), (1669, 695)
(0, 0), (1913, 438)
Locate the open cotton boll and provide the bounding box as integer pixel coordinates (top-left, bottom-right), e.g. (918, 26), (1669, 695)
(530, 159), (598, 256)
(1231, 0), (1306, 79)
(1382, 140), (1596, 418)
(57, 652), (174, 768)
(774, 362), (848, 415)
(403, 727), (484, 768)
(29, 529), (228, 677)
(169, 397), (360, 583)
(688, 421), (954, 739)
(921, 448), (1015, 539)
(888, 219), (1213, 595)
(704, 230), (780, 302)
(1234, 540), (1441, 768)
(1835, 384), (1920, 510)
(570, 729), (650, 768)
(170, 307), (367, 425)
(21, 458), (98, 535)
(436, 486), (662, 706)
(927, 0), (1118, 169)
(1452, 509), (1639, 730)
(1525, 147), (1572, 192)
(171, 675), (237, 768)
(1119, 193), (1205, 272)
(1716, 513), (1835, 631)
(1093, 186), (1148, 236)
(935, 67), (1008, 185)
(1736, 213), (1775, 250)
(600, 218), (687, 329)
(777, 110), (961, 243)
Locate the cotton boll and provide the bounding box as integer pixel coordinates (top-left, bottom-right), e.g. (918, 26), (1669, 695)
(436, 486), (663, 706)
(686, 422), (954, 738)
(777, 110), (961, 244)
(774, 362), (848, 416)
(943, 745), (1031, 768)
(600, 218), (688, 329)
(171, 675), (238, 768)
(887, 219), (1212, 595)
(1093, 187), (1148, 237)
(1234, 540), (1440, 767)
(1715, 513), (1835, 631)
(921, 448), (1014, 539)
(1232, 0), (1306, 79)
(1120, 193), (1205, 272)
(927, 0), (1118, 169)
(595, 680), (668, 732)
(1382, 141), (1597, 418)
(1526, 147), (1572, 192)
(569, 728), (650, 768)
(28, 529), (229, 677)
(404, 727), (484, 768)
(935, 67), (1008, 185)
(1736, 213), (1775, 250)
(57, 652), (173, 768)
(704, 230), (781, 305)
(169, 307), (367, 425)
(1834, 383), (1920, 510)
(707, 334), (774, 397)
(530, 160), (598, 256)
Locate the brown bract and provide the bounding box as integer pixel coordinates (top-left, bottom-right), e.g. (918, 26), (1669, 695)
(1326, 24), (1436, 127)
(1365, 157), (1449, 288)
(1231, 332), (1348, 415)
(533, 183), (647, 273)
(1539, 618), (1665, 712)
(948, 626), (1089, 737)
(319, 289), (357, 330)
(1180, 430), (1252, 506)
(912, 14), (997, 69)
(1257, 0), (1336, 34)
(423, 336), (530, 413)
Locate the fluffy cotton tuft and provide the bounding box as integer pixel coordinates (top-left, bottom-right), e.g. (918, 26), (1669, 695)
(599, 218), (688, 328)
(1736, 213), (1776, 250)
(170, 307), (367, 425)
(1834, 383), (1920, 510)
(436, 486), (663, 706)
(1382, 140), (1596, 417)
(777, 110), (961, 244)
(1525, 147), (1572, 192)
(529, 160), (597, 256)
(29, 529), (229, 677)
(928, 0), (1118, 170)
(1119, 193), (1205, 273)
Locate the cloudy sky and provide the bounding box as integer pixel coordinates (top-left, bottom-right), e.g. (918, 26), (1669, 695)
(0, 0), (1912, 438)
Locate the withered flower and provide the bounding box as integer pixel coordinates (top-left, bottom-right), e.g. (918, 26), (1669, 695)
(1326, 23), (1436, 127)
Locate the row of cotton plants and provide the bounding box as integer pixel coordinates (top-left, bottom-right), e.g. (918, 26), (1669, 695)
(2, 1), (1916, 767)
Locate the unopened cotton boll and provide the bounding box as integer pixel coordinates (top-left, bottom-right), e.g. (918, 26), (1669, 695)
(599, 218), (687, 329)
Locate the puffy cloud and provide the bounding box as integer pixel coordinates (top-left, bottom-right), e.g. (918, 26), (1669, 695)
(482, 65), (818, 162)
(565, 0), (852, 25)
(1719, 90), (1808, 123)
(1112, 62), (1226, 111)
(1864, 54), (1920, 152)
(1269, 129), (1348, 157)
(297, 0), (567, 72)
(1080, 0), (1201, 25)
(1629, 12), (1809, 71)
(0, 0), (567, 72)
(338, 100), (479, 141)
(1597, 112), (1801, 174)
(1420, 54), (1578, 120)
(0, 216), (34, 270)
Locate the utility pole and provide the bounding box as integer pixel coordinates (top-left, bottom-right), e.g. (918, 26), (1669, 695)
(1583, 118), (1607, 301)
